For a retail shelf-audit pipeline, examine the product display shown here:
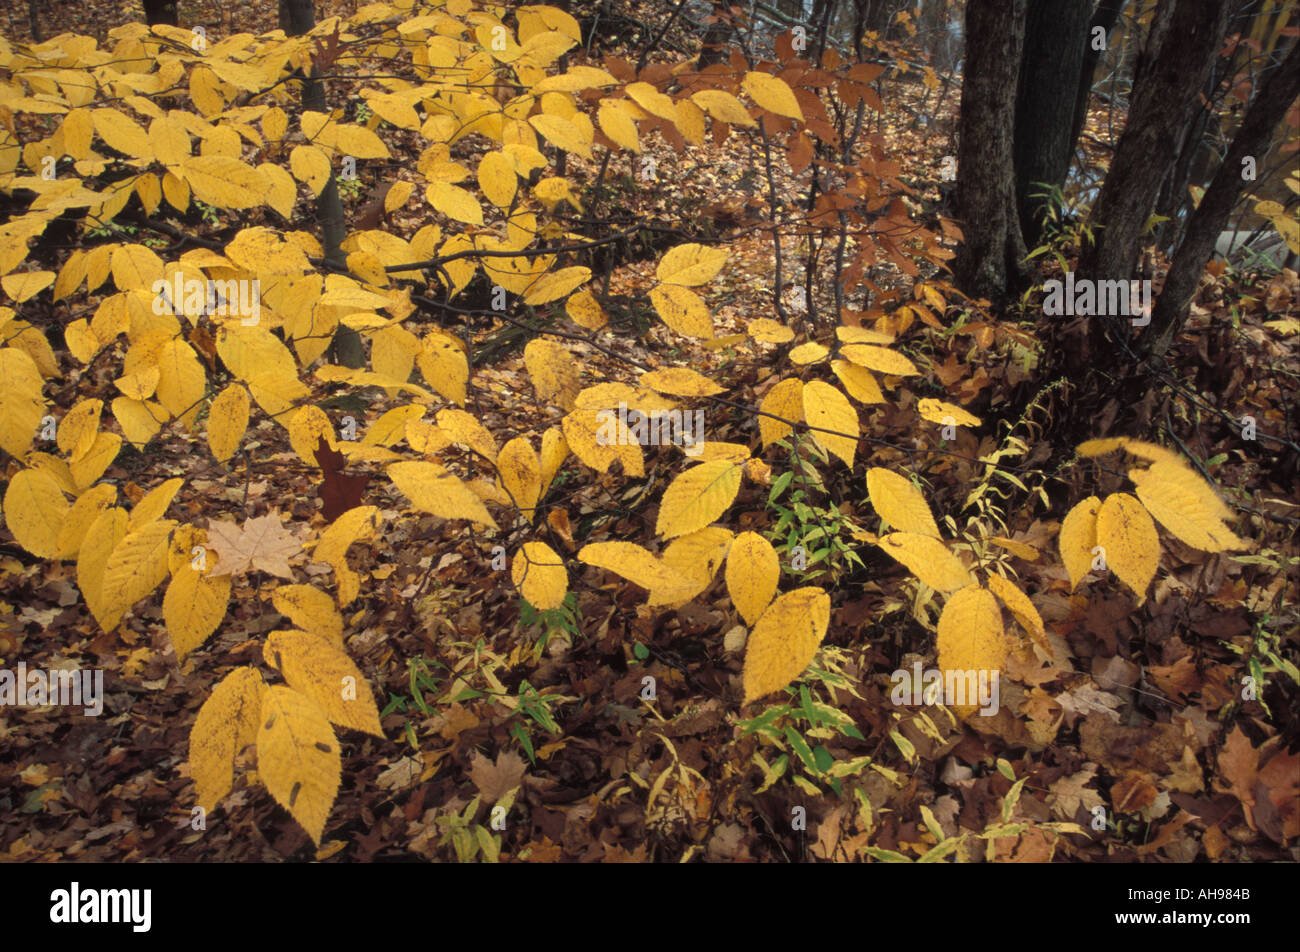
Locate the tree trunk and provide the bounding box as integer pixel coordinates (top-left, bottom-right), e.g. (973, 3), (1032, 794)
(29, 0), (43, 42)
(1079, 0), (1233, 288)
(952, 0), (1030, 302)
(1067, 0), (1126, 167)
(1014, 0), (1093, 247)
(1150, 40), (1300, 355)
(279, 0), (364, 368)
(141, 0), (179, 27)
(1045, 0), (1234, 441)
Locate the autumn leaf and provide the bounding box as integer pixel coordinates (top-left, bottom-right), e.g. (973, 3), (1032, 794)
(204, 512), (302, 580)
(742, 587), (830, 704)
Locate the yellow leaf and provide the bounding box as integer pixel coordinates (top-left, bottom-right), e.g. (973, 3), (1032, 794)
(562, 407), (634, 475)
(566, 290), (607, 330)
(256, 685), (341, 846)
(1059, 496), (1100, 592)
(840, 343), (919, 376)
(477, 150), (517, 208)
(189, 666), (265, 811)
(877, 532), (973, 592)
(4, 467), (69, 558)
(747, 318), (794, 343)
(436, 408), (498, 463)
(1, 270), (54, 302)
(207, 384), (250, 463)
(265, 629), (383, 737)
(936, 585), (1007, 718)
(639, 367), (724, 396)
(577, 541), (693, 594)
(180, 156), (269, 209)
(866, 468), (940, 537)
(759, 377), (803, 446)
(313, 506), (380, 607)
(225, 226), (310, 276)
(1129, 461), (1245, 551)
(497, 436), (542, 513)
(333, 123), (390, 159)
(78, 507), (129, 631)
(528, 113), (593, 159)
(1075, 437), (1128, 457)
(56, 483), (117, 560)
(67, 431), (121, 491)
(511, 541), (568, 611)
(100, 520), (175, 620)
(416, 329), (469, 405)
(386, 461), (497, 528)
(597, 103), (640, 151)
(272, 585), (345, 649)
(652, 526), (733, 606)
(0, 347), (46, 457)
(1096, 492), (1160, 602)
(110, 243), (163, 293)
(742, 72), (804, 120)
(91, 108), (151, 158)
(742, 587), (830, 704)
(836, 326), (895, 345)
(726, 531), (780, 625)
(247, 372), (309, 418)
(691, 89), (756, 127)
(287, 405), (336, 467)
(524, 266), (591, 306)
(831, 359), (885, 404)
(362, 405), (424, 449)
(986, 573), (1050, 656)
(802, 380), (858, 467)
(155, 339), (206, 427)
(56, 397), (102, 460)
(917, 398), (980, 427)
(289, 145), (332, 196)
(656, 243), (729, 286)
(127, 476), (182, 530)
(539, 426), (568, 496)
(655, 459), (744, 539)
(524, 338), (581, 410)
(163, 564), (231, 661)
(625, 82), (678, 121)
(788, 341), (829, 364)
(987, 536), (1039, 561)
(650, 284), (714, 338)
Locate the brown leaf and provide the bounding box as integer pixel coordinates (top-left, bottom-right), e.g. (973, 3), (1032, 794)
(314, 435), (369, 524)
(204, 512), (301, 580)
(1213, 726), (1259, 827)
(468, 749), (526, 804)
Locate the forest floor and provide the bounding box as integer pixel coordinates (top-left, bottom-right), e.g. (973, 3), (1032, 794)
(1, 0), (1297, 863)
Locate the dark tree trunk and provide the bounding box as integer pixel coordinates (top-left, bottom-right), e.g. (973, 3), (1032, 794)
(1067, 0), (1126, 166)
(29, 0), (43, 42)
(141, 0), (179, 27)
(952, 0), (1030, 301)
(1151, 40), (1300, 355)
(279, 0), (363, 368)
(1079, 0), (1233, 288)
(1014, 0), (1093, 247)
(1044, 0), (1234, 441)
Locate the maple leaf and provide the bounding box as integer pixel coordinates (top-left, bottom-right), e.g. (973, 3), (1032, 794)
(314, 435), (370, 523)
(204, 512), (301, 580)
(468, 750), (527, 804)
